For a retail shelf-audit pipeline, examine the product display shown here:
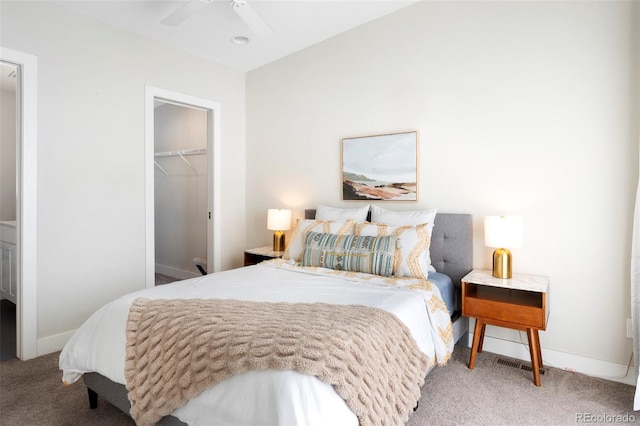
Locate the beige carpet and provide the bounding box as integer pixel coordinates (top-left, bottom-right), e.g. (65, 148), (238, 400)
(0, 352), (133, 426)
(155, 273), (178, 286)
(408, 345), (637, 425)
(0, 345), (636, 425)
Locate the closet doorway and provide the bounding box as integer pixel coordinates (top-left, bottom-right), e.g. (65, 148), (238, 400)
(145, 87), (221, 288)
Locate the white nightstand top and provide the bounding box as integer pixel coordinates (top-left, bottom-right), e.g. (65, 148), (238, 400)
(245, 246), (284, 257)
(462, 269), (549, 293)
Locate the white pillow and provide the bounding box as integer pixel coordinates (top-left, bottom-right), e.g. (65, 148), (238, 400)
(370, 205), (437, 272)
(355, 222), (433, 280)
(283, 219), (356, 262)
(315, 204), (370, 222)
(371, 205), (437, 226)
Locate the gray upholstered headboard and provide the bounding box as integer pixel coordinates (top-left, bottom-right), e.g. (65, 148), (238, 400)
(303, 209), (473, 291)
(428, 213), (473, 290)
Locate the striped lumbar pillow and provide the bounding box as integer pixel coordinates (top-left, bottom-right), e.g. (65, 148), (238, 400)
(284, 219), (356, 262)
(300, 231), (398, 277)
(354, 222), (433, 280)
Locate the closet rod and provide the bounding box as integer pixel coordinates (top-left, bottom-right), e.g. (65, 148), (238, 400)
(154, 148), (206, 158)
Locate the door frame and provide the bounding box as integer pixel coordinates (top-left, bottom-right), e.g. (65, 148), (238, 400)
(144, 86), (221, 288)
(0, 47), (38, 360)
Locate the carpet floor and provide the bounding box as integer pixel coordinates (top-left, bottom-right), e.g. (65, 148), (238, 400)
(408, 345), (636, 425)
(156, 273), (179, 286)
(0, 344), (636, 425)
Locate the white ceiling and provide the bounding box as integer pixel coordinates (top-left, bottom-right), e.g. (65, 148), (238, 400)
(50, 0), (419, 72)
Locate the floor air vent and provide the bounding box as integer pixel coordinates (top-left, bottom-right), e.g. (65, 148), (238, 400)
(494, 357), (547, 375)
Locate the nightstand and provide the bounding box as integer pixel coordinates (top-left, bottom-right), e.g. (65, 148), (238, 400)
(461, 269), (549, 386)
(244, 246), (284, 266)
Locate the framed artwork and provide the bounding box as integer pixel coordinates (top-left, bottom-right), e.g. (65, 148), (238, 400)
(342, 131), (417, 201)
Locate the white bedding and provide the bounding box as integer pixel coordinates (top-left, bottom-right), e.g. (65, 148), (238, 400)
(59, 260), (453, 426)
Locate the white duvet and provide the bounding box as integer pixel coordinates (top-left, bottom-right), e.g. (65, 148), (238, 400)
(59, 260), (453, 426)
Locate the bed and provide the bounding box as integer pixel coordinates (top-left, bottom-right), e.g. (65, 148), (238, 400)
(59, 209), (472, 426)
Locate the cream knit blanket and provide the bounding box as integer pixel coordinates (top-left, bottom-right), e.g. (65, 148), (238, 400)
(125, 298), (429, 426)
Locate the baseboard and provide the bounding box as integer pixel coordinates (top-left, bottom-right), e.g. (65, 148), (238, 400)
(467, 332), (636, 386)
(37, 330), (76, 356)
(155, 264), (200, 281)
(36, 265), (197, 357)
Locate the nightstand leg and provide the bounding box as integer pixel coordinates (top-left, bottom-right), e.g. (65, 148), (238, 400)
(535, 330), (543, 368)
(478, 323), (486, 353)
(527, 328), (541, 386)
(469, 319), (484, 370)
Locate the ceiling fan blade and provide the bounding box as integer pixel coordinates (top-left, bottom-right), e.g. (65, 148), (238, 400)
(231, 0), (274, 38)
(161, 1), (208, 27)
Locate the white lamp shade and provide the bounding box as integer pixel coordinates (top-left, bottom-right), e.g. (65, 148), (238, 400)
(267, 209), (292, 231)
(484, 216), (523, 248)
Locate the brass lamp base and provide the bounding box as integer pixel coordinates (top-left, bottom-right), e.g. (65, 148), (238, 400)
(273, 231), (285, 252)
(492, 248), (512, 279)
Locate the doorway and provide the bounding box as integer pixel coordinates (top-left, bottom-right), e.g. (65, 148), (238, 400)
(154, 101), (208, 283)
(144, 87), (221, 289)
(0, 61), (18, 360)
(0, 47), (38, 361)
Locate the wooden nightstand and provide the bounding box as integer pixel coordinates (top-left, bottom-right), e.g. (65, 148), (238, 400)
(244, 246), (284, 266)
(461, 269), (549, 386)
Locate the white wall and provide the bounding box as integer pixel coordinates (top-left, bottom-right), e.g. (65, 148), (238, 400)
(0, 86), (16, 221)
(154, 103), (208, 279)
(0, 1), (246, 352)
(247, 1), (640, 368)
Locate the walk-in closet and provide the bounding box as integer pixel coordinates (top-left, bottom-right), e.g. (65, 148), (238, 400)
(154, 101), (208, 283)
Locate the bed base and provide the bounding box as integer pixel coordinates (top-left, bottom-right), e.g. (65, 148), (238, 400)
(84, 377), (423, 423)
(83, 373), (187, 425)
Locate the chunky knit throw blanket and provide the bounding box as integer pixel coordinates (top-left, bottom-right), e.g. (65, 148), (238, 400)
(125, 298), (429, 426)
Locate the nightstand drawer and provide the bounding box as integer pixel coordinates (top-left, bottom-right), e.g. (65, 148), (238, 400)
(463, 296), (545, 329)
(462, 282), (547, 330)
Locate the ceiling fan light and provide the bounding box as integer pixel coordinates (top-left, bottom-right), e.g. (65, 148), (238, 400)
(231, 36), (250, 45)
(231, 0), (247, 8)
(230, 0), (274, 38)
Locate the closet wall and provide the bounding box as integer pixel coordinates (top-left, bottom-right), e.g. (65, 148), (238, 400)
(154, 102), (208, 280)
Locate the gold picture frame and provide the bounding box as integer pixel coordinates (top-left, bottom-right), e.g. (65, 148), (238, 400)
(342, 131), (417, 201)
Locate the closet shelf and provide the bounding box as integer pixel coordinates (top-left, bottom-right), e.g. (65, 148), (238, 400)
(154, 148), (206, 175)
(154, 148), (206, 158)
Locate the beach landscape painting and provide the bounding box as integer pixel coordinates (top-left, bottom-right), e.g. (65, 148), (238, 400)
(342, 131), (417, 201)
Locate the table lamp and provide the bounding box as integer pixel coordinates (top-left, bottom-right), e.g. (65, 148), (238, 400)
(267, 209), (291, 252)
(484, 216), (523, 279)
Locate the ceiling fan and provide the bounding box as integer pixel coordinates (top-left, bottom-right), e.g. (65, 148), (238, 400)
(161, 0), (274, 38)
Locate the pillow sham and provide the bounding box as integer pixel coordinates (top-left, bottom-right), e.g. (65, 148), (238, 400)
(315, 204), (370, 221)
(355, 222), (433, 280)
(283, 219), (356, 262)
(301, 231), (398, 277)
(371, 204), (437, 227)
